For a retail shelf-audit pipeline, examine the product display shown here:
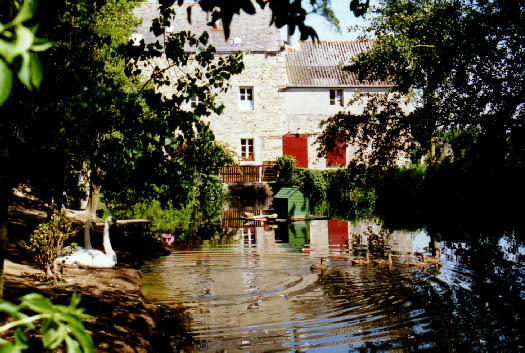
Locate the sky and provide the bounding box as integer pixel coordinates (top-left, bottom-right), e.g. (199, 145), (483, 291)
(279, 1), (373, 41)
(304, 1), (371, 40)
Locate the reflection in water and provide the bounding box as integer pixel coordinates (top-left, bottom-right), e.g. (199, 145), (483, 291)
(141, 217), (524, 352)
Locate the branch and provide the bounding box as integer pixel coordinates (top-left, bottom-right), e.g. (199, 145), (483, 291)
(0, 313), (45, 332)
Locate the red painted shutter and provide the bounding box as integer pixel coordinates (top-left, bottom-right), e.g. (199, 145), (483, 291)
(327, 141), (346, 167)
(328, 219), (348, 246)
(283, 134), (308, 168)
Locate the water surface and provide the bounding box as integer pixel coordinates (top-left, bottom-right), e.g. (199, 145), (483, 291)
(141, 218), (524, 352)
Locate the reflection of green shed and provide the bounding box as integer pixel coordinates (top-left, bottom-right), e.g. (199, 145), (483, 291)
(275, 221), (310, 249)
(273, 187), (310, 219)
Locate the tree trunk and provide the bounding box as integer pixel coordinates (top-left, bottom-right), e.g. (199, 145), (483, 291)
(86, 183), (100, 219)
(0, 141), (8, 299)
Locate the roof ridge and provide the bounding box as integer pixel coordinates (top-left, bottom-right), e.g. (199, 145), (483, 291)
(298, 39), (373, 43)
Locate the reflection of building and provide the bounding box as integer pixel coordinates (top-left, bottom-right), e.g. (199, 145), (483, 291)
(220, 212), (418, 257)
(328, 219), (349, 248)
(309, 220), (330, 252)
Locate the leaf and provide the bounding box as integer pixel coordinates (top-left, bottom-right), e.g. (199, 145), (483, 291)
(13, 328), (28, 350)
(42, 324), (66, 349)
(29, 53), (43, 89)
(19, 293), (54, 314)
(0, 40), (17, 64)
(0, 342), (20, 353)
(14, 26), (34, 57)
(68, 325), (94, 353)
(31, 37), (53, 52)
(0, 302), (25, 321)
(15, 53), (31, 89)
(64, 336), (81, 353)
(8, 0), (36, 27)
(68, 292), (82, 310)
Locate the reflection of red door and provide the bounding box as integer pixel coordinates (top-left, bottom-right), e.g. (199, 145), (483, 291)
(283, 134), (308, 168)
(328, 219), (348, 246)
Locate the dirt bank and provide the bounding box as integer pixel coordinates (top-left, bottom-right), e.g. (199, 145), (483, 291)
(1, 193), (196, 352)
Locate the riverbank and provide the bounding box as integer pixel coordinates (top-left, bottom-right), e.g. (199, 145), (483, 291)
(1, 192), (195, 352)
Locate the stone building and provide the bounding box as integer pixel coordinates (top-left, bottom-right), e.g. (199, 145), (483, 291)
(134, 2), (394, 169)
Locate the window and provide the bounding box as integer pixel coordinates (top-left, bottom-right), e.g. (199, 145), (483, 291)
(239, 87), (254, 110)
(330, 89), (343, 106)
(241, 138), (254, 161)
(190, 95), (199, 108)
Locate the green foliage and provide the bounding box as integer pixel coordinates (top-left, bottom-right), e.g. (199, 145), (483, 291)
(274, 155), (297, 187)
(156, 0), (370, 42)
(111, 179), (225, 240)
(0, 0), (52, 105)
(325, 163), (379, 220)
(0, 292), (93, 353)
(318, 92), (412, 167)
(374, 164), (426, 229)
(22, 210), (76, 279)
(319, 0), (524, 171)
(113, 200), (194, 234)
(294, 168), (327, 206)
(2, 0), (244, 212)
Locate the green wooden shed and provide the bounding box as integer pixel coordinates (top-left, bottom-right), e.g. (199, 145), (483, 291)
(273, 187), (310, 220)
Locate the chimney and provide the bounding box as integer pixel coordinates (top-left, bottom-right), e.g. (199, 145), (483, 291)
(286, 25), (299, 49)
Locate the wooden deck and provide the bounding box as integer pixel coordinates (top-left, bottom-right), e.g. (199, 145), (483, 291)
(220, 165), (277, 183)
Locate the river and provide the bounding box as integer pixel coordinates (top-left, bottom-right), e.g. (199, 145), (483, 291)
(140, 213), (524, 352)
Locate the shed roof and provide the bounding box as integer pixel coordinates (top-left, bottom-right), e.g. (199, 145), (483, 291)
(133, 2), (282, 52)
(274, 187), (302, 199)
(285, 41), (391, 87)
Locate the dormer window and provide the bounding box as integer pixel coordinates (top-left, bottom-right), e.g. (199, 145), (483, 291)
(130, 33), (143, 46)
(239, 87), (254, 110)
(330, 89), (343, 106)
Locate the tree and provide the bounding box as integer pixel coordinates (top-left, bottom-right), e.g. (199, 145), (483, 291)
(317, 0), (524, 168)
(0, 0), (51, 299)
(161, 0), (370, 40)
(0, 0), (371, 299)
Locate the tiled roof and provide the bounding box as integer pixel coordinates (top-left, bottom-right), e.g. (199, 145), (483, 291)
(286, 41), (391, 87)
(133, 2), (282, 52)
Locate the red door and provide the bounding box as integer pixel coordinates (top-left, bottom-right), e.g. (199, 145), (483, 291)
(327, 141), (346, 167)
(283, 134), (308, 168)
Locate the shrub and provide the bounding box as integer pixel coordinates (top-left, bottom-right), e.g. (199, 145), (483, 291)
(325, 164), (379, 220)
(297, 169), (327, 206)
(23, 210), (76, 279)
(274, 155), (297, 187)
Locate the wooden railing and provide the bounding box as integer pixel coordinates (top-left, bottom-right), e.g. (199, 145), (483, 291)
(222, 210), (266, 228)
(220, 165), (277, 183)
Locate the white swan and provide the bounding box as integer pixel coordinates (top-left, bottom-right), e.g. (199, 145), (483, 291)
(56, 216), (117, 268)
(55, 219), (95, 265)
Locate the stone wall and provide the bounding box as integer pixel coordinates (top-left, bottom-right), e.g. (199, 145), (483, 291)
(149, 50), (407, 168)
(206, 51), (288, 165)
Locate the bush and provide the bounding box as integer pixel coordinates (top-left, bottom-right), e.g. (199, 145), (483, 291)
(23, 210), (76, 279)
(111, 200), (192, 234)
(274, 155), (297, 187)
(296, 169), (327, 206)
(325, 164), (379, 220)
